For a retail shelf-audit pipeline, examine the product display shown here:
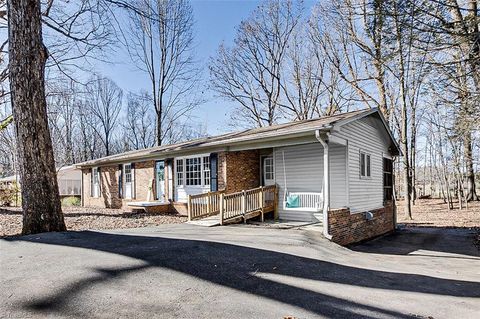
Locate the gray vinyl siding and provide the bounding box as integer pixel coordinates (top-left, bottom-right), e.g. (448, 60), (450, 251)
(274, 143), (324, 221)
(333, 116), (390, 212)
(329, 144), (348, 208)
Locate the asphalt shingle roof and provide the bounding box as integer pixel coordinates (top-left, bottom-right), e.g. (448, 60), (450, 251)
(76, 109), (379, 167)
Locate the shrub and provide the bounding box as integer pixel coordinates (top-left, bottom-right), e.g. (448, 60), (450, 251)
(61, 196), (81, 207)
(0, 182), (21, 206)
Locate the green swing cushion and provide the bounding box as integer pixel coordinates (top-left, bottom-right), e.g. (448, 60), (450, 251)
(286, 194), (300, 208)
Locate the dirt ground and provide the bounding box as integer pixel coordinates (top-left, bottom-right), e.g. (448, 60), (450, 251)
(0, 206), (186, 238)
(396, 198), (480, 228)
(397, 198), (480, 248)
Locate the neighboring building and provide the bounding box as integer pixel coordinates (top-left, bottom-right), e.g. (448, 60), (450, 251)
(56, 165), (82, 197)
(76, 108), (400, 245)
(0, 165), (82, 198)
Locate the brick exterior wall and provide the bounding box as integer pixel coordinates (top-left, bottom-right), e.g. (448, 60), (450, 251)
(222, 150), (260, 193)
(328, 201), (395, 245)
(82, 150), (261, 212)
(217, 152), (227, 191)
(134, 161), (155, 203)
(82, 161), (157, 210)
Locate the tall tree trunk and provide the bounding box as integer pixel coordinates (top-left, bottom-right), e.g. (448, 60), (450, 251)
(7, 0), (66, 234)
(464, 131), (478, 201)
(393, 2), (412, 219)
(156, 109), (162, 146)
(410, 108), (417, 204)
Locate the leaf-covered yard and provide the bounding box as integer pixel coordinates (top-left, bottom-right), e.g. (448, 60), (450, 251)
(0, 207), (186, 238)
(397, 198), (480, 228)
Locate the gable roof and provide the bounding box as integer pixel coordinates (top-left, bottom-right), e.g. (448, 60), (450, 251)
(76, 108), (399, 167)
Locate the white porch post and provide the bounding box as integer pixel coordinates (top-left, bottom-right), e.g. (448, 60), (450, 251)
(316, 130), (332, 239)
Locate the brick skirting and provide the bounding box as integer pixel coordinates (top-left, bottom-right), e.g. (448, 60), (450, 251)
(328, 201), (395, 245)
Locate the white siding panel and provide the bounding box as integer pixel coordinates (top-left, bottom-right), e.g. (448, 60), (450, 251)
(274, 143), (324, 221)
(333, 117), (389, 212)
(329, 144), (347, 208)
(176, 186), (209, 202)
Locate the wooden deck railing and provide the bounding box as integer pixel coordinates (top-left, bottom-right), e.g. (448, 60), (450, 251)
(220, 185), (277, 224)
(188, 185), (277, 224)
(187, 190), (224, 221)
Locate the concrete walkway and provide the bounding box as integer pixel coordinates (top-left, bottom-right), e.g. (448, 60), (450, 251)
(1, 225), (478, 318)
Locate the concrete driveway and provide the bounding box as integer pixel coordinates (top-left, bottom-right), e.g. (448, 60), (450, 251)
(1, 225), (479, 319)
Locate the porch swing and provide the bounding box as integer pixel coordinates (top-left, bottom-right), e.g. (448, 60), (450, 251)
(282, 151), (324, 212)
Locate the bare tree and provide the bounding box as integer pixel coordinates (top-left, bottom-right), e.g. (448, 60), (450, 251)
(7, 0), (66, 234)
(126, 0), (200, 146)
(76, 99), (102, 162)
(123, 91), (156, 150)
(313, 0), (394, 121)
(86, 75), (123, 156)
(46, 79), (85, 166)
(210, 0), (302, 127)
(411, 0), (479, 201)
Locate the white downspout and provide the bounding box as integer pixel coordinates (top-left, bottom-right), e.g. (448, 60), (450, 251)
(316, 130), (333, 240)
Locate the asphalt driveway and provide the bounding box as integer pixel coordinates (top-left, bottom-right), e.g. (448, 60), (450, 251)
(1, 225), (479, 318)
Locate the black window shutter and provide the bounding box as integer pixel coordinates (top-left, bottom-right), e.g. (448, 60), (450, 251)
(118, 164), (123, 198)
(210, 153), (218, 192)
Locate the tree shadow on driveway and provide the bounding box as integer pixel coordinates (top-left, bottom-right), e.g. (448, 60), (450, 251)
(351, 227), (480, 258)
(6, 230), (480, 318)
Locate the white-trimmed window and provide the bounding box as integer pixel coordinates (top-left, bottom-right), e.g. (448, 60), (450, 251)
(264, 156), (274, 181)
(186, 157), (202, 186)
(175, 155), (211, 187)
(124, 164), (132, 183)
(360, 152), (371, 178)
(203, 156), (210, 186)
(176, 159), (184, 186)
(92, 167), (100, 197)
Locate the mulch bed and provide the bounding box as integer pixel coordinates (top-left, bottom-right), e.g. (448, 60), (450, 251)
(0, 206), (187, 238)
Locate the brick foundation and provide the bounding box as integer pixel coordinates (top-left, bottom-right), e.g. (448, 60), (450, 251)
(328, 201), (395, 245)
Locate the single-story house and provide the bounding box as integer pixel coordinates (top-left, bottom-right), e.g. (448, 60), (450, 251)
(76, 108), (400, 245)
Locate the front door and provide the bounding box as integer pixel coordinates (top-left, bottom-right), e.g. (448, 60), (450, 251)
(262, 156), (275, 186)
(155, 160), (165, 201)
(124, 164), (132, 199)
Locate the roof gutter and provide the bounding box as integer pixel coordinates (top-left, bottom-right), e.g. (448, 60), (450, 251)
(315, 129), (333, 240)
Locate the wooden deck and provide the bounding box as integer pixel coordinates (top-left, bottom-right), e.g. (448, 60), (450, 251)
(187, 185), (278, 225)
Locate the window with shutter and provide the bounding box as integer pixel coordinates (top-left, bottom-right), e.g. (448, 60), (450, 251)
(210, 153), (218, 191)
